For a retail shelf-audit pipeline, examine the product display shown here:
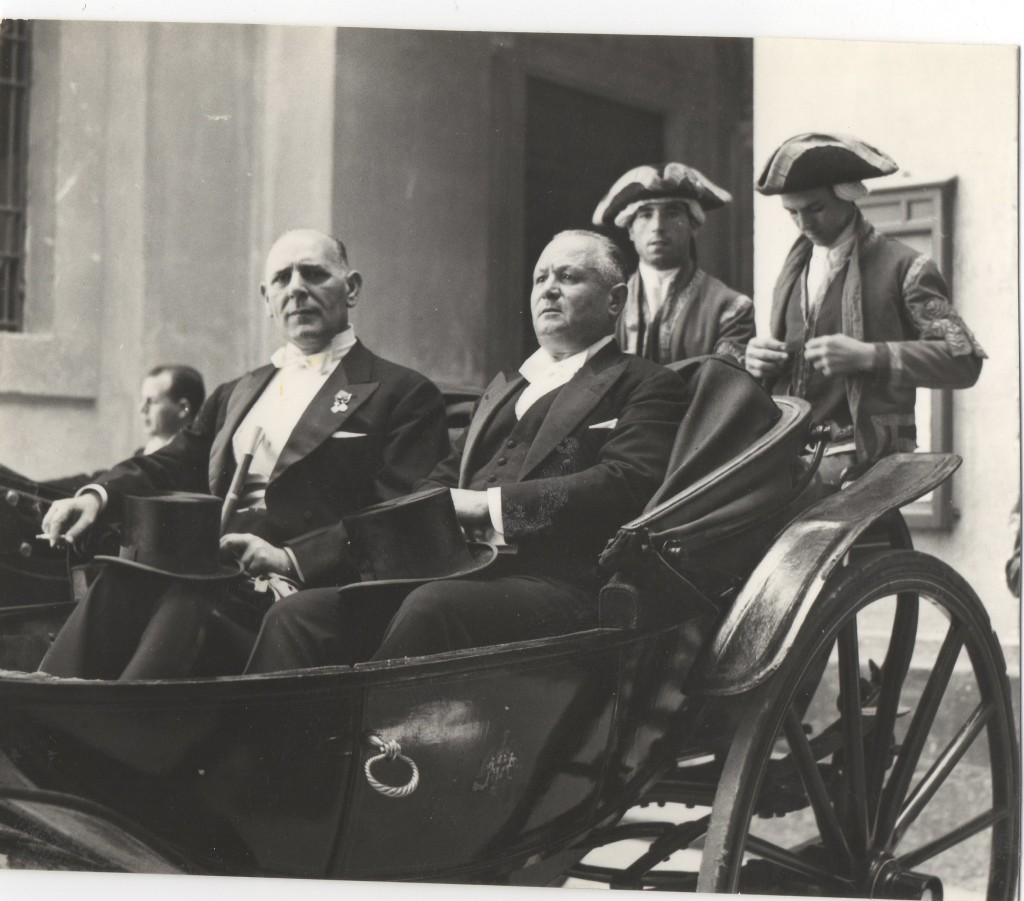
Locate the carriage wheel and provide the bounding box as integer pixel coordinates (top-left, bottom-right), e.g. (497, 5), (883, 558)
(698, 550), (1019, 899)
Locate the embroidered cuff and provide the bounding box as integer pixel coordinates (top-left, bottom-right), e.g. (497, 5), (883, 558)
(75, 484), (108, 511)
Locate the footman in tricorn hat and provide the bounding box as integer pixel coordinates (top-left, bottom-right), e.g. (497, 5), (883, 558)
(745, 132), (986, 486)
(592, 162), (754, 365)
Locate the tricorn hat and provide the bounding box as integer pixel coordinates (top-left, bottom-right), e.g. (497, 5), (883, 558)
(96, 493), (243, 581)
(342, 486), (497, 587)
(593, 162), (732, 229)
(756, 132), (898, 195)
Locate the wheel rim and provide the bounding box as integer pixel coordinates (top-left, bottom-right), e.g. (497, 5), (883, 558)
(699, 550), (1020, 899)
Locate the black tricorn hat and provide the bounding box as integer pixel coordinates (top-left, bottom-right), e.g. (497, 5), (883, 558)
(756, 132), (898, 195)
(592, 162), (733, 227)
(96, 493), (243, 581)
(342, 487), (497, 587)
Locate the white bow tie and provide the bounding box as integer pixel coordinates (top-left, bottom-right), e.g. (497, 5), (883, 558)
(272, 343), (345, 375)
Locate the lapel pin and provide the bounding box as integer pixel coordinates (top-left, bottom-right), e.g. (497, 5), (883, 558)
(331, 389), (353, 414)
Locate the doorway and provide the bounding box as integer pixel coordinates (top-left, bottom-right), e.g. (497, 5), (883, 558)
(523, 78), (664, 356)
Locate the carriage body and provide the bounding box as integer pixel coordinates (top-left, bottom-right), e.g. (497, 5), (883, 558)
(0, 397), (1017, 897)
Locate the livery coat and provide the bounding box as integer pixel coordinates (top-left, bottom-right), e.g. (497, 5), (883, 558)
(767, 211), (985, 462)
(615, 268), (754, 366)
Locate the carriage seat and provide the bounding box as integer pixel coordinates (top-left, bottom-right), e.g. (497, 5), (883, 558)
(598, 356), (815, 629)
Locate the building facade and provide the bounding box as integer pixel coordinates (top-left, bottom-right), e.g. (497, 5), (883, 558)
(0, 21), (751, 475)
(0, 21), (1017, 658)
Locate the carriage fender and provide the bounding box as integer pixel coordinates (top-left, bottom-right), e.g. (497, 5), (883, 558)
(688, 453), (961, 696)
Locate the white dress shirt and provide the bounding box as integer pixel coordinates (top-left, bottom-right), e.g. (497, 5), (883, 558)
(233, 327), (357, 511)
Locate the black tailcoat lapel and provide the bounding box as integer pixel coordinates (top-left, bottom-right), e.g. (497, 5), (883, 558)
(208, 364), (275, 495)
(457, 371), (524, 488)
(269, 341), (380, 485)
(518, 344), (627, 478)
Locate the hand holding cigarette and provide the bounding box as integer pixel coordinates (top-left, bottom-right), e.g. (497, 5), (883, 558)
(39, 492), (102, 548)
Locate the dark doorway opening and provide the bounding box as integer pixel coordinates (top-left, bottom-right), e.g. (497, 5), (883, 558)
(523, 78), (664, 357)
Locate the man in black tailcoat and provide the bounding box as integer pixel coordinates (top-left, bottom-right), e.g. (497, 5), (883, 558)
(38, 228), (449, 679)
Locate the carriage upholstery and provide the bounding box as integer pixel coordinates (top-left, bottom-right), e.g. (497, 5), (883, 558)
(598, 356), (814, 629)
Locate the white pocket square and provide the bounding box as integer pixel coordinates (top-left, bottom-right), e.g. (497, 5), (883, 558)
(330, 430), (367, 439)
(588, 419), (618, 430)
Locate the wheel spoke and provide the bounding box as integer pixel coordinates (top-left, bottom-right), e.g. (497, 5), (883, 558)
(745, 834), (844, 884)
(875, 622), (966, 848)
(865, 593), (918, 826)
(838, 616), (869, 858)
(697, 551), (1020, 898)
(782, 708), (855, 871)
(891, 701), (994, 847)
(897, 808), (1008, 870)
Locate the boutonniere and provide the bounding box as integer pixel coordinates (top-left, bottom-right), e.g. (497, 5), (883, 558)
(331, 389), (353, 414)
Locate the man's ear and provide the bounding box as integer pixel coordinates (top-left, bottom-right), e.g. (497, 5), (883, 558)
(344, 270), (363, 308)
(608, 282), (628, 318)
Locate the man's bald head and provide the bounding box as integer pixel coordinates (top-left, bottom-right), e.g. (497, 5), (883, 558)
(261, 229), (362, 354)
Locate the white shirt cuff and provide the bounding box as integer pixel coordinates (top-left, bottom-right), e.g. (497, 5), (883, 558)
(486, 487), (506, 540)
(283, 546), (304, 583)
(75, 484), (108, 511)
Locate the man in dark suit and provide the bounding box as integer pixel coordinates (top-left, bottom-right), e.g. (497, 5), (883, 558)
(245, 229), (690, 672)
(38, 228), (449, 679)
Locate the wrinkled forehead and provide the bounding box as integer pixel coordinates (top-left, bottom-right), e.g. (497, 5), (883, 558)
(534, 234), (600, 274)
(264, 230), (345, 276)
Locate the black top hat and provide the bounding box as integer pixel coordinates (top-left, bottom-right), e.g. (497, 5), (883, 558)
(96, 493), (244, 581)
(342, 487), (497, 587)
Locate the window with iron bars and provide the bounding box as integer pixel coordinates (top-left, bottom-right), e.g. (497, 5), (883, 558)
(0, 20), (30, 332)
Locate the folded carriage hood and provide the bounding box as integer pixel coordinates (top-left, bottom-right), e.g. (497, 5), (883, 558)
(689, 453), (961, 696)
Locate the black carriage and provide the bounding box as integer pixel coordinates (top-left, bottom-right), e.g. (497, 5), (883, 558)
(0, 390), (1017, 898)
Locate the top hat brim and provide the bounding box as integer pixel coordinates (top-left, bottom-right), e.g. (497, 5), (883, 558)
(337, 540), (499, 596)
(94, 554), (246, 582)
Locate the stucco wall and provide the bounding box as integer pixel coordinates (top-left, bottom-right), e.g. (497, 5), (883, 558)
(1, 24), (751, 476)
(753, 39), (1020, 658)
(0, 21), (338, 477)
(335, 30), (752, 388)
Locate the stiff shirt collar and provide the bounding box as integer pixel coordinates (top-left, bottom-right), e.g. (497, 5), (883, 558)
(519, 333), (614, 384)
(515, 334), (614, 420)
(271, 327), (357, 374)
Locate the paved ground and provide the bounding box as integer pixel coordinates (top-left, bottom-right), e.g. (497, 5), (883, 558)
(566, 670), (1021, 897)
